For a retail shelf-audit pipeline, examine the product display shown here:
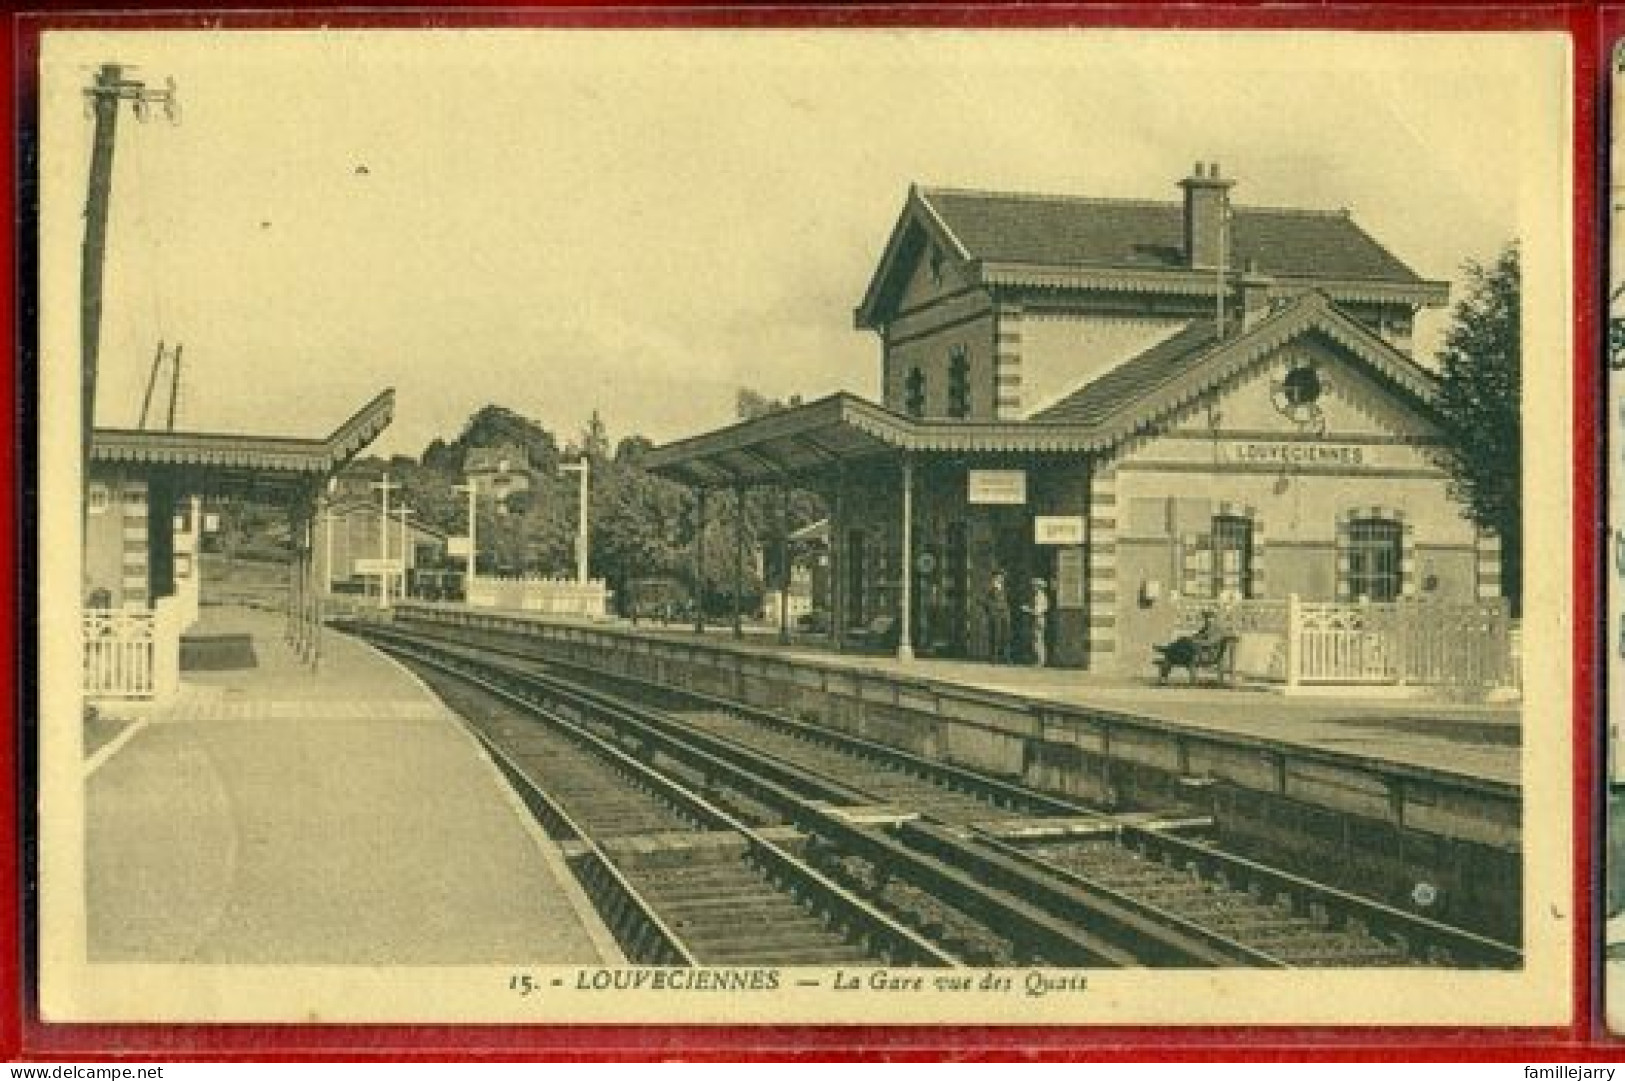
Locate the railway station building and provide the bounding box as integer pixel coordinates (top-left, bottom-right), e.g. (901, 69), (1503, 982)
(644, 164), (1503, 675)
(322, 497), (449, 594)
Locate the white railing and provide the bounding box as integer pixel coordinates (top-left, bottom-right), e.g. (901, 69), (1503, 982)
(1286, 595), (1513, 692)
(1170, 595), (1517, 695)
(84, 609), (155, 698)
(83, 599), (183, 702)
(466, 575), (610, 618)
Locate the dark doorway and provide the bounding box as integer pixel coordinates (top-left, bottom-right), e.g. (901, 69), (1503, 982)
(946, 520), (969, 656)
(846, 529), (867, 627)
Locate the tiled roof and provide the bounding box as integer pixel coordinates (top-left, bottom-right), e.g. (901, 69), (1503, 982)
(1031, 321), (1221, 426)
(920, 188), (1425, 284)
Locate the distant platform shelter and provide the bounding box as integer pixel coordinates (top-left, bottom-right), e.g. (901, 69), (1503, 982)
(643, 165), (1504, 678)
(84, 390), (395, 701)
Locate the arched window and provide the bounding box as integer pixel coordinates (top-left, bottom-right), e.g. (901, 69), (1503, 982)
(905, 367), (926, 418)
(1210, 514), (1254, 599)
(948, 346), (971, 419)
(1347, 517), (1403, 601)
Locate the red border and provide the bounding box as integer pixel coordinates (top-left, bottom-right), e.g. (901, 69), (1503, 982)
(7, 2), (1604, 1061)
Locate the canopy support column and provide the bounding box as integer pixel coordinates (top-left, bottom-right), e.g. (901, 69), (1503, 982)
(897, 452), (915, 662)
(830, 465), (845, 652)
(310, 491), (327, 671)
(285, 507), (299, 648)
(777, 484), (792, 646)
(732, 484), (746, 639)
(693, 488), (707, 634)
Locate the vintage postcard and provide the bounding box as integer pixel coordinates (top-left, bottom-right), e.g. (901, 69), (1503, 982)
(35, 26), (1573, 1026)
(1608, 38), (1625, 1034)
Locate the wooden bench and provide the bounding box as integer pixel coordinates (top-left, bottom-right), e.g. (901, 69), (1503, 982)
(1153, 634), (1239, 686)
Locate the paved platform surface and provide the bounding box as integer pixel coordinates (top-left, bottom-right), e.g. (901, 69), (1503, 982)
(525, 612), (1521, 786)
(86, 604), (620, 965)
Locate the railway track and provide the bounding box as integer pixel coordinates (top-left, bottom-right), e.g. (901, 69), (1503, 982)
(353, 617), (1522, 969)
(404, 658), (954, 967)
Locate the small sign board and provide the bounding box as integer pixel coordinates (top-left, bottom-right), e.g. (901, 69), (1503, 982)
(968, 469), (1026, 505)
(447, 537), (473, 558)
(1054, 547), (1085, 609)
(355, 557), (404, 576)
(1034, 516), (1086, 545)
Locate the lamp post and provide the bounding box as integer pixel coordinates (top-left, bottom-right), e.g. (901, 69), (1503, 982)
(560, 458), (590, 586)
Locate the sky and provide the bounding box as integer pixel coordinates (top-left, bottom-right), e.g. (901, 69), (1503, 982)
(40, 29), (1566, 459)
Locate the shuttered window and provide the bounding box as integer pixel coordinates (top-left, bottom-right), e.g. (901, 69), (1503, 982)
(905, 367), (926, 418)
(947, 346), (970, 419)
(1347, 517), (1403, 601)
(1210, 514), (1253, 599)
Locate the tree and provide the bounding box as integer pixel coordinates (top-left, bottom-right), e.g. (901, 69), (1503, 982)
(449, 404), (561, 476)
(421, 437), (459, 475)
(1434, 242), (1520, 612)
(578, 409), (611, 465)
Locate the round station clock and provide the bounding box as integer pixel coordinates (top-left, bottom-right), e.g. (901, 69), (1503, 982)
(1270, 362), (1326, 434)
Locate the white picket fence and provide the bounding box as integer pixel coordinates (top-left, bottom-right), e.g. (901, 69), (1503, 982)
(1172, 595), (1517, 696)
(83, 599), (182, 701)
(465, 574), (609, 618)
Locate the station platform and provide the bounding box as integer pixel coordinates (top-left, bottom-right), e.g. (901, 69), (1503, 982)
(85, 603), (622, 965)
(760, 630), (1519, 785)
(473, 609), (1521, 787)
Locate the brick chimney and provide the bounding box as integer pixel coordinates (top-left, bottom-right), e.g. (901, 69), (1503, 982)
(1179, 161), (1235, 270)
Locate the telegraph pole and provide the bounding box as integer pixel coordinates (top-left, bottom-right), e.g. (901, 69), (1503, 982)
(454, 482), (478, 581)
(393, 505), (414, 601)
(371, 474), (398, 609)
(80, 64), (177, 470)
(137, 340), (164, 429)
(561, 458), (591, 586)
(165, 342), (184, 430)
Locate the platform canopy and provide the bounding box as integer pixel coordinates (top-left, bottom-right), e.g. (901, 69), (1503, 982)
(640, 392), (1103, 488)
(90, 389), (396, 503)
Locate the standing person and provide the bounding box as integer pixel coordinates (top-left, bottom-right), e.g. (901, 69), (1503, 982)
(1023, 577), (1051, 668)
(984, 569), (1012, 665)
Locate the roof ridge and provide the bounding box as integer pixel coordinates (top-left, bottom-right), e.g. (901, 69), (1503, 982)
(1232, 203), (1351, 220)
(919, 186), (1174, 211)
(919, 184), (1354, 220)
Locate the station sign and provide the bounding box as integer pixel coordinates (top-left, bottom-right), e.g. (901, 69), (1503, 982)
(1223, 442), (1367, 467)
(1034, 516), (1086, 545)
(968, 469), (1027, 505)
(354, 557), (405, 575)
